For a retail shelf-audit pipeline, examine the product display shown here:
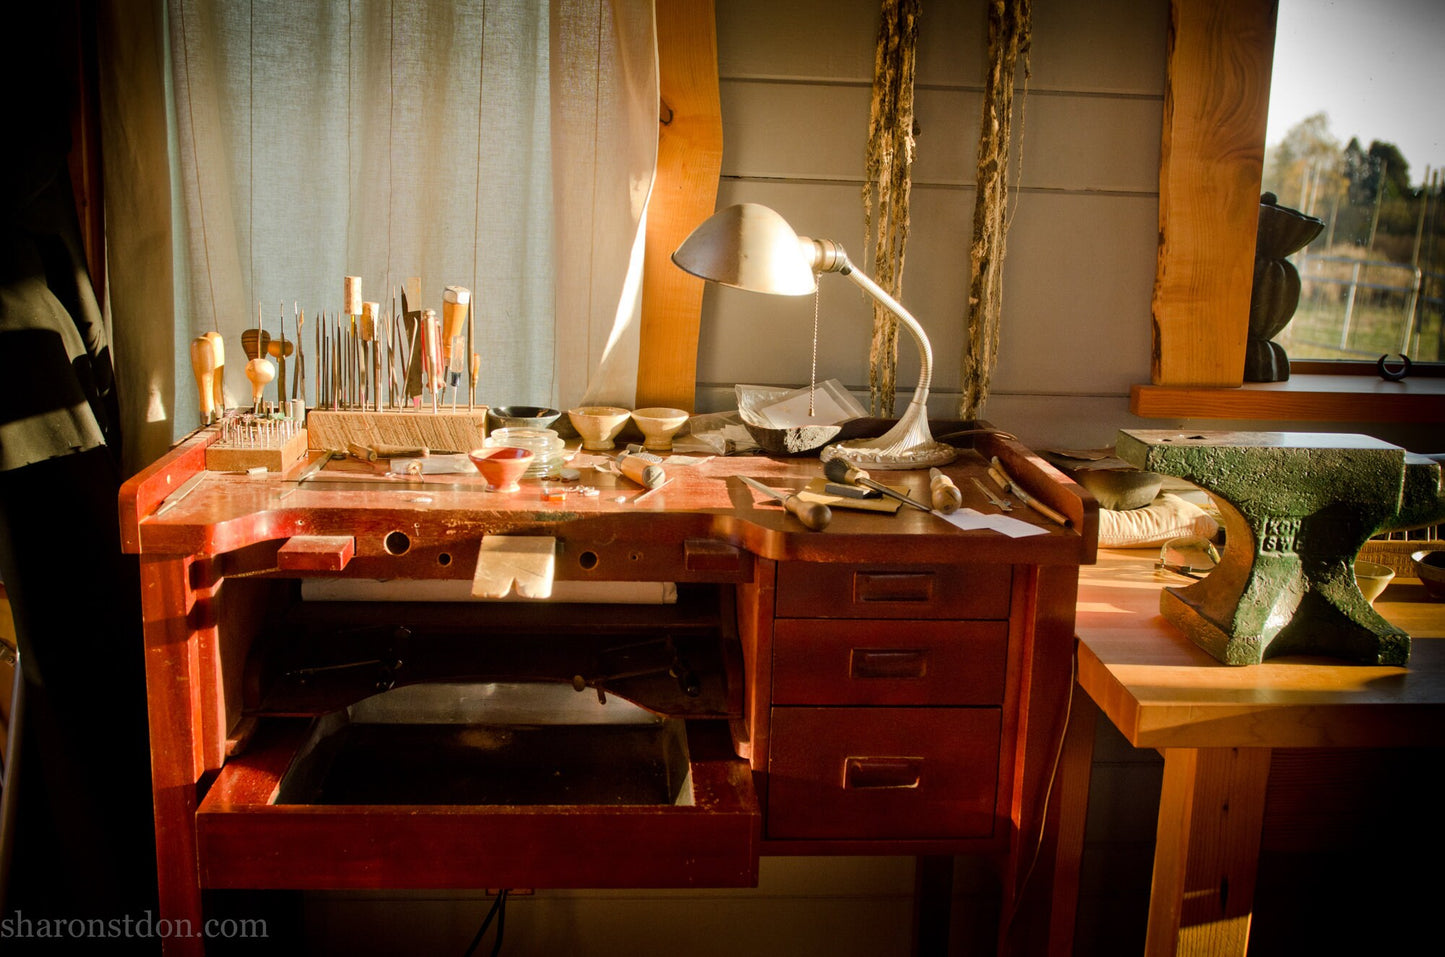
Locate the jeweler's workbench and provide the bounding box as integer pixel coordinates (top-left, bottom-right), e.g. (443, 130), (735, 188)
(120, 422), (1096, 956)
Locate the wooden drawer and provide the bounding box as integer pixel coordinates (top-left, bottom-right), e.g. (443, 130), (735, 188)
(197, 716), (758, 889)
(766, 707), (1001, 840)
(775, 562), (1012, 620)
(772, 619), (1008, 706)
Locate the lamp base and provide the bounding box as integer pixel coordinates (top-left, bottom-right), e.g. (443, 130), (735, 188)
(822, 439), (957, 470)
(820, 401), (958, 470)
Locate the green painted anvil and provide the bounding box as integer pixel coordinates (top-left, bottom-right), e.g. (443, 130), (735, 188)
(1116, 430), (1445, 666)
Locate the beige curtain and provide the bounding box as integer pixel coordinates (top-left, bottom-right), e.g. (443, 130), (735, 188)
(100, 0), (658, 474)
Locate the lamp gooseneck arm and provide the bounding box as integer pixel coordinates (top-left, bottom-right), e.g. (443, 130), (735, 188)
(800, 238), (953, 469)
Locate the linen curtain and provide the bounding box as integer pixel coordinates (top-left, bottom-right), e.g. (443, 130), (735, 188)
(100, 0), (658, 473)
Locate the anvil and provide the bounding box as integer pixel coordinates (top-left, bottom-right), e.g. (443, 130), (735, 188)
(1116, 430), (1445, 666)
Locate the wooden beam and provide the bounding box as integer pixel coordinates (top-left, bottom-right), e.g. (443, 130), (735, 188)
(1152, 0), (1277, 386)
(1130, 374), (1445, 422)
(637, 0), (723, 412)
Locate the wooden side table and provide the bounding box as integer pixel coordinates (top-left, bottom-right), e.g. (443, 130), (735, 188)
(1049, 548), (1445, 956)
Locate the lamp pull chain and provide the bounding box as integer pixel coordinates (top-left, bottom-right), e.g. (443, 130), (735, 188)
(809, 277), (820, 417)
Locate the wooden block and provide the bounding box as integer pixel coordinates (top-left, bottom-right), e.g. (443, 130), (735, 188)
(277, 535), (355, 572)
(205, 428), (309, 472)
(304, 408), (490, 455)
(472, 536), (556, 599)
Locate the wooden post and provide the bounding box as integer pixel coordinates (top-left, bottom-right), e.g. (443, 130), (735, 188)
(1152, 0), (1277, 386)
(636, 0), (723, 412)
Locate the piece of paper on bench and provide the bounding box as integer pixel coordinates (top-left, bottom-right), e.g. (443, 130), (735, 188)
(938, 508), (1047, 538)
(472, 535), (557, 598)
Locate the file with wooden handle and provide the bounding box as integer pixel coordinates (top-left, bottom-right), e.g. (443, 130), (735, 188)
(739, 475), (832, 531)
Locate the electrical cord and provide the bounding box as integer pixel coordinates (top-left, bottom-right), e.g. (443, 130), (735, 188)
(463, 888), (508, 957)
(999, 647), (1077, 942)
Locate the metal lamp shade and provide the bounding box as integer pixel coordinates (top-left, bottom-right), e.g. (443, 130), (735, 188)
(671, 203), (817, 296)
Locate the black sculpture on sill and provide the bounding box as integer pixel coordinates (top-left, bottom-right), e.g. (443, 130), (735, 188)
(1244, 192), (1325, 382)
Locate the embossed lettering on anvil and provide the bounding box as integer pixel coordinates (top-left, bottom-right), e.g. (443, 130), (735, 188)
(1258, 516), (1301, 553)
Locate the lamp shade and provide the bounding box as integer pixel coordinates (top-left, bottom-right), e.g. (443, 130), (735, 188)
(671, 203), (817, 296)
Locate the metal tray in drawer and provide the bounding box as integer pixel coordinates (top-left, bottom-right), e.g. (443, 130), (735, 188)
(775, 562), (1012, 620)
(197, 682), (759, 889)
(275, 682), (692, 806)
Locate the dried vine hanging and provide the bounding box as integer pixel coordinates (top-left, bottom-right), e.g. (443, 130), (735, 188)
(862, 0), (920, 417)
(962, 0), (1031, 420)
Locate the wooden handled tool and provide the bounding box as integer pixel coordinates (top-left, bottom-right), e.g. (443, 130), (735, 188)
(343, 275), (363, 318)
(245, 357), (276, 410)
(442, 286), (469, 360)
(989, 456), (1070, 526)
(929, 468), (962, 513)
(267, 316), (293, 404)
(203, 331), (225, 413)
(822, 457), (930, 512)
(361, 302), (379, 409)
(190, 336), (216, 425)
(739, 475), (832, 531)
(240, 328), (270, 361)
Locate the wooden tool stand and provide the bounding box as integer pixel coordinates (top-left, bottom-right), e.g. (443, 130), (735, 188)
(119, 426), (1097, 956)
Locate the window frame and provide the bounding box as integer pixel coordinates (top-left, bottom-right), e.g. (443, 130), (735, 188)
(1137, 0), (1445, 422)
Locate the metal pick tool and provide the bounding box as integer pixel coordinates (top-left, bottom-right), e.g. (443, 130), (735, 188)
(970, 476), (1012, 512)
(822, 457), (931, 512)
(738, 476), (832, 531)
(277, 450), (342, 500)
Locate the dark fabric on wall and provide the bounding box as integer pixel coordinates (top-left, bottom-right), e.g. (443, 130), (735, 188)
(1, 3), (158, 949)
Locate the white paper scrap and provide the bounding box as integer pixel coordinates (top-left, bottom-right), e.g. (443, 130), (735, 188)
(938, 507), (1047, 538)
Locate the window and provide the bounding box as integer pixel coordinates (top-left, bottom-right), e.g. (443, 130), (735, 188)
(1135, 0), (1445, 422)
(1263, 0), (1444, 364)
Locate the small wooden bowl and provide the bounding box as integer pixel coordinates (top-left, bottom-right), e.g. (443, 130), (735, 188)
(630, 407), (689, 452)
(1354, 560), (1395, 603)
(567, 406), (631, 451)
(468, 446), (535, 492)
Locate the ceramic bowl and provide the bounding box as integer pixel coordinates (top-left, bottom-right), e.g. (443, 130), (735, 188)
(1412, 550), (1445, 600)
(1075, 468), (1164, 511)
(630, 407), (690, 452)
(468, 446), (535, 492)
(1354, 560), (1396, 604)
(567, 406), (631, 451)
(488, 405), (561, 432)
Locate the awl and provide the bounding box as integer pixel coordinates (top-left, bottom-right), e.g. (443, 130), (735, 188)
(738, 475), (832, 531)
(823, 457), (930, 512)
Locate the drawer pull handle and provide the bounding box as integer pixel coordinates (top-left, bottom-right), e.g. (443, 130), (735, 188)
(844, 756), (922, 790)
(854, 572), (935, 603)
(850, 648), (928, 679)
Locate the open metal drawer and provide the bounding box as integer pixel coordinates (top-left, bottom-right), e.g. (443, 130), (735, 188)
(196, 681), (759, 889)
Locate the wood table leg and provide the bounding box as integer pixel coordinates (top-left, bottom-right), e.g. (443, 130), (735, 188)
(140, 555), (209, 957)
(912, 855), (953, 956)
(1045, 688), (1097, 957)
(1147, 746), (1271, 957)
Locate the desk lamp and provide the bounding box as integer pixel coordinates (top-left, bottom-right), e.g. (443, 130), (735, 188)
(672, 203), (956, 469)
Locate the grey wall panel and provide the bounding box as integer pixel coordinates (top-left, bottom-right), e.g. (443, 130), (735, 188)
(1028, 0), (1170, 95)
(718, 0), (882, 82)
(989, 192), (1159, 395)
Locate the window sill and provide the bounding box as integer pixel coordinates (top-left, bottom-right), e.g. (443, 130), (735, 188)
(1130, 375), (1445, 423)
